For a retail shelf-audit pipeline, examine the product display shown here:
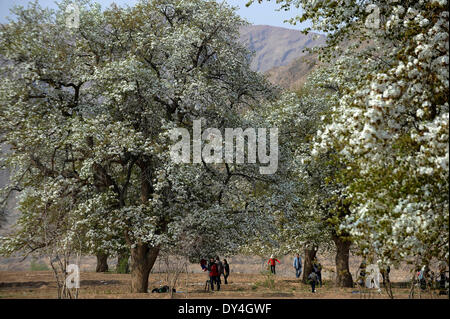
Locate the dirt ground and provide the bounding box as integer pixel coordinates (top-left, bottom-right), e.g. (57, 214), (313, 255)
(0, 270), (447, 299)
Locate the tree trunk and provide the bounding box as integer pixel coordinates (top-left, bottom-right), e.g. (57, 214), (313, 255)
(130, 243), (159, 293)
(117, 250), (130, 274)
(96, 253), (109, 273)
(333, 235), (353, 287)
(128, 161), (160, 293)
(302, 246), (317, 284)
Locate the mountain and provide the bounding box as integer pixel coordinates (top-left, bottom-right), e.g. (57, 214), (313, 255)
(239, 25), (326, 73)
(265, 53), (320, 90)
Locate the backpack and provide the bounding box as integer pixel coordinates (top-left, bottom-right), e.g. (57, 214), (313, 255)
(308, 272), (318, 283)
(313, 264), (319, 273)
(151, 285), (176, 293)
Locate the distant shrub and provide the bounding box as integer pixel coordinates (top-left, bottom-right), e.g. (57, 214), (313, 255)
(116, 256), (130, 274)
(30, 259), (49, 271)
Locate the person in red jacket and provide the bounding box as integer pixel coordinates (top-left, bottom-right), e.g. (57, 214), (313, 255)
(208, 257), (220, 291)
(268, 255), (281, 274)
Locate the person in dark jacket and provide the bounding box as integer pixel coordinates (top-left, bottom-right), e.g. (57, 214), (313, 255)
(438, 262), (449, 295)
(308, 270), (319, 293)
(223, 259), (230, 284)
(357, 260), (367, 287)
(380, 265), (390, 287)
(439, 271), (449, 295)
(208, 257), (220, 291)
(216, 256), (224, 284)
(312, 257), (323, 287)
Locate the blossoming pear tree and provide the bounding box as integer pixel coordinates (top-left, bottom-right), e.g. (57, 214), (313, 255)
(0, 0), (275, 293)
(243, 65), (362, 286)
(252, 0), (449, 272)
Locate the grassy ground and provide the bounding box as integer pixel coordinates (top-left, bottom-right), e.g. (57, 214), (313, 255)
(0, 270), (447, 299)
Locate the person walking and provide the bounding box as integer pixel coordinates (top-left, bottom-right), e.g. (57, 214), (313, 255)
(380, 265), (390, 287)
(357, 260), (367, 287)
(267, 255), (281, 274)
(293, 253), (302, 279)
(308, 270), (319, 293)
(437, 261), (448, 295)
(418, 265), (429, 290)
(312, 257), (323, 287)
(216, 256), (224, 285)
(208, 257), (220, 291)
(223, 259), (230, 284)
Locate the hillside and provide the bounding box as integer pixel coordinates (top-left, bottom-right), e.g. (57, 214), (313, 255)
(265, 53), (319, 90)
(265, 36), (366, 90)
(239, 25), (325, 73)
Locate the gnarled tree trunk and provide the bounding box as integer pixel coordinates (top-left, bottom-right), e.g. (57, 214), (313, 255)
(128, 160), (161, 293)
(333, 235), (353, 287)
(96, 253), (109, 273)
(302, 246), (317, 284)
(130, 243), (159, 293)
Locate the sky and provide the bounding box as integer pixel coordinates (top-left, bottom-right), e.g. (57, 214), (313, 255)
(0, 0), (308, 30)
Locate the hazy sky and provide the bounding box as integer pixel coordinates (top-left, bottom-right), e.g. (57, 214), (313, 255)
(0, 0), (307, 30)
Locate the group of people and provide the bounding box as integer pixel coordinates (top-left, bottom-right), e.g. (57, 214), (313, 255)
(200, 253), (326, 293)
(417, 264), (449, 295)
(268, 253), (322, 293)
(200, 256), (230, 291)
(202, 254), (448, 295)
(356, 259), (391, 289)
(357, 259), (449, 295)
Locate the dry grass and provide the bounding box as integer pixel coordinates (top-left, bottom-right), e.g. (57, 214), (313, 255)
(0, 270), (447, 299)
(0, 253), (446, 299)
